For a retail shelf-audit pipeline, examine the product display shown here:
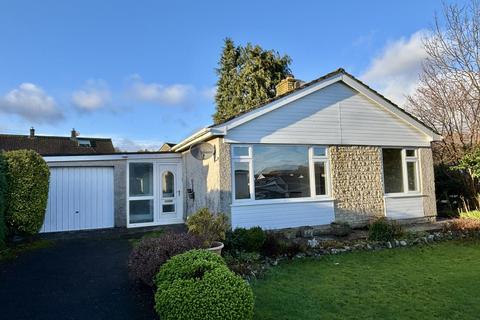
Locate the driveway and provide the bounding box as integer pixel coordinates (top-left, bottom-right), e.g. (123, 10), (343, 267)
(0, 237), (157, 320)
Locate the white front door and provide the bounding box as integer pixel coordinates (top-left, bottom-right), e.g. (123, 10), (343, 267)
(158, 164), (181, 222)
(127, 161), (183, 227)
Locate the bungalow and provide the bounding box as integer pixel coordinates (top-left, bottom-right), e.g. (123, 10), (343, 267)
(41, 68), (441, 233)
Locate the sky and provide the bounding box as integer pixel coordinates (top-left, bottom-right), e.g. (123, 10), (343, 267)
(0, 0), (468, 151)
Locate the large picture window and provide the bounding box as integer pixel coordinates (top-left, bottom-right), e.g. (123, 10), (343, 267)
(382, 148), (419, 194)
(232, 145), (329, 202)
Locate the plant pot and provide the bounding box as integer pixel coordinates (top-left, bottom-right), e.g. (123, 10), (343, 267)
(206, 241), (224, 256)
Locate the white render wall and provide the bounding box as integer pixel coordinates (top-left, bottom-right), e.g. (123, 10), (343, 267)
(231, 200), (335, 230)
(225, 82), (431, 147)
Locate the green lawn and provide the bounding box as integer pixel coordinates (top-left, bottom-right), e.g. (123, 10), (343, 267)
(252, 240), (480, 320)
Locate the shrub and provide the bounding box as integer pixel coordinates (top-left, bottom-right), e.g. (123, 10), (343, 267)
(368, 218), (404, 242)
(330, 222), (352, 237)
(0, 153), (6, 247)
(154, 250), (254, 320)
(225, 226), (266, 253)
(459, 211), (480, 220)
(444, 218), (480, 233)
(128, 232), (204, 286)
(155, 249), (226, 286)
(186, 208), (229, 246)
(4, 150), (50, 235)
(260, 232), (288, 258)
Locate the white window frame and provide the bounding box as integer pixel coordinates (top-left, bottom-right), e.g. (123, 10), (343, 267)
(127, 160), (156, 227)
(231, 144), (331, 205)
(382, 148), (421, 197)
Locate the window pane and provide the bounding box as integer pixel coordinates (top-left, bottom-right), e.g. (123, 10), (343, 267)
(129, 200), (153, 223)
(129, 163), (153, 196)
(407, 162), (417, 191)
(313, 147), (326, 157)
(162, 171), (174, 197)
(253, 145), (310, 199)
(162, 204), (175, 213)
(314, 162), (327, 195)
(233, 146), (249, 157)
(234, 162), (250, 199)
(406, 149), (416, 157)
(382, 149), (404, 193)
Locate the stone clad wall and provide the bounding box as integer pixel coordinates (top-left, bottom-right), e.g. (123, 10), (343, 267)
(419, 148), (437, 217)
(329, 146), (385, 226)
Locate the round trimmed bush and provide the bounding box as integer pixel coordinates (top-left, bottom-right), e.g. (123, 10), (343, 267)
(154, 250), (254, 320)
(128, 232), (204, 286)
(0, 153), (7, 247)
(4, 150), (50, 235)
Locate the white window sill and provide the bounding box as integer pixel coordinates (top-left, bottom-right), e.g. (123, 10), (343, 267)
(231, 197), (334, 207)
(384, 193), (425, 199)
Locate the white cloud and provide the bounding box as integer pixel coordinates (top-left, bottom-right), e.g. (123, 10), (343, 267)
(361, 30), (429, 106)
(128, 75), (194, 106)
(113, 137), (164, 152)
(71, 79), (111, 111)
(201, 86), (217, 100)
(0, 83), (63, 122)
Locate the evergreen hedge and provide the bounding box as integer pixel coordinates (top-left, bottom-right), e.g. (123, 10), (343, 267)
(4, 150), (50, 235)
(154, 250), (254, 320)
(0, 153), (7, 247)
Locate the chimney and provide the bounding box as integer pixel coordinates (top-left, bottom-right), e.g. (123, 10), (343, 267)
(71, 128), (79, 139)
(29, 127), (35, 138)
(275, 75), (302, 96)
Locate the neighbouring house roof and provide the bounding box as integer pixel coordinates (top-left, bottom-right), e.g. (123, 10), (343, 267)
(0, 133), (116, 156)
(172, 68), (442, 152)
(160, 142), (176, 152)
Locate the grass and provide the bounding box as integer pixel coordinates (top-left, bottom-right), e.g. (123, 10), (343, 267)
(0, 239), (54, 261)
(252, 240), (480, 320)
(460, 210), (480, 219)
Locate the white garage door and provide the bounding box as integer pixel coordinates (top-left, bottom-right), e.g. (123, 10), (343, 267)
(41, 167), (114, 233)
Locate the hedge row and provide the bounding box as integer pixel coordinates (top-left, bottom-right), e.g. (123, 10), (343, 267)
(0, 150), (50, 246)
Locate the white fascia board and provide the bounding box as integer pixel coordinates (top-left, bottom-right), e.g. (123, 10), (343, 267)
(44, 153), (181, 163)
(213, 74), (344, 132)
(171, 127), (226, 152)
(341, 75), (442, 141)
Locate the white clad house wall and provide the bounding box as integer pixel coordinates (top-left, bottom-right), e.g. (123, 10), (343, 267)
(225, 82), (431, 147)
(41, 167), (114, 233)
(384, 196), (425, 220)
(231, 200), (335, 230)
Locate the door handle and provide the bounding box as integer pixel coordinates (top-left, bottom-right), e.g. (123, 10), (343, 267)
(177, 190), (181, 196)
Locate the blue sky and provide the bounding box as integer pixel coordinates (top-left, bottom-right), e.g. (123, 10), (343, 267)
(0, 0), (467, 150)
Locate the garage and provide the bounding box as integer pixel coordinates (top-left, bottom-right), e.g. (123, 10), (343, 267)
(41, 167), (114, 233)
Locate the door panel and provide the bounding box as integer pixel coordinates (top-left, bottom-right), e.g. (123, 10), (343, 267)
(41, 167), (114, 233)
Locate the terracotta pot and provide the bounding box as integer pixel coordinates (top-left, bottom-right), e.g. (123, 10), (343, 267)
(206, 241), (224, 255)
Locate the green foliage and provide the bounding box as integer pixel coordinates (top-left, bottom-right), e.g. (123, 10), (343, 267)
(223, 251), (263, 278)
(367, 218), (404, 242)
(225, 226), (266, 253)
(4, 150), (50, 235)
(454, 148), (480, 178)
(0, 153), (7, 247)
(154, 249), (226, 286)
(154, 249), (254, 320)
(186, 208), (228, 246)
(460, 210), (480, 219)
(213, 38), (292, 123)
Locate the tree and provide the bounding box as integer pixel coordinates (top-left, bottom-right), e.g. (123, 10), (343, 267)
(408, 1), (480, 164)
(213, 38), (291, 124)
(407, 1), (480, 211)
